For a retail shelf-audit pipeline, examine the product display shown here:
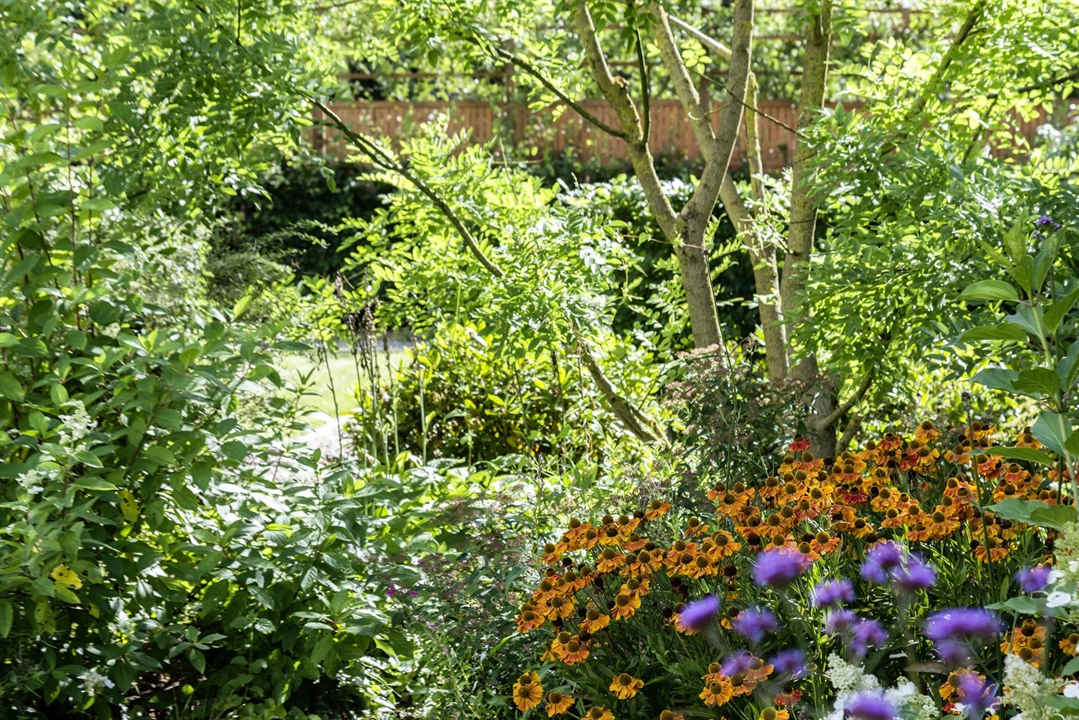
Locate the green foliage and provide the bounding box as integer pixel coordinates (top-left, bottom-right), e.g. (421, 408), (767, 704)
(958, 215), (1079, 508)
(349, 323), (644, 465)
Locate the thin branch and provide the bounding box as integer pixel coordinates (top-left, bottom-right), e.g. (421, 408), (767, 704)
(634, 28), (651, 143)
(907, 0), (987, 120)
(988, 66), (1079, 99)
(669, 14), (731, 62)
(697, 69), (806, 137)
(837, 412), (862, 454)
(313, 100), (506, 278)
(489, 46), (627, 139)
(817, 370), (873, 431)
(574, 3), (644, 142)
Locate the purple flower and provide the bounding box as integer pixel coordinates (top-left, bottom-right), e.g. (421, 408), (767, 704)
(861, 542), (904, 584)
(733, 607), (778, 643)
(752, 549), (810, 587)
(923, 609), (1001, 644)
(936, 639), (973, 669)
(721, 649), (753, 678)
(1036, 214), (1055, 227)
(812, 579), (856, 608)
(894, 556), (937, 593)
(1015, 565), (1052, 593)
(677, 594), (719, 631)
(824, 609), (858, 634)
(850, 619), (888, 660)
(386, 583), (397, 596)
(957, 673), (996, 718)
(844, 691), (896, 720)
(770, 648), (807, 679)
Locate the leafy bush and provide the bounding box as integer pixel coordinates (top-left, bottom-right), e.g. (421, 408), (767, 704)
(348, 323), (647, 466)
(505, 420), (1077, 718)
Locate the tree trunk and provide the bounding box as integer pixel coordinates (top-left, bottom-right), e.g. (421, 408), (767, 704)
(674, 238), (724, 349)
(782, 0), (835, 458)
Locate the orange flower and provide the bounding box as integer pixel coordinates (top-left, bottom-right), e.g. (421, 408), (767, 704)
(516, 605), (545, 633)
(1059, 631), (1079, 656)
(545, 595), (576, 620)
(610, 592), (640, 620)
(644, 499), (670, 520)
(533, 579), (557, 604)
(545, 691), (574, 716)
(560, 638), (589, 665)
(698, 676), (733, 707)
(542, 542), (563, 565)
(914, 420), (940, 443)
(581, 607), (610, 633)
(1015, 427), (1041, 449)
(659, 712), (685, 720)
(513, 672), (543, 711)
(620, 577), (650, 598)
(626, 549), (660, 576)
(596, 547), (625, 574)
(582, 706), (614, 720)
(925, 510), (960, 540)
(759, 709), (790, 720)
(1001, 621), (1047, 667)
(939, 668), (990, 714)
(609, 673), (644, 700)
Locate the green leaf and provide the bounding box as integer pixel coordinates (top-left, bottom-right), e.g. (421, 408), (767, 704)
(1063, 656), (1079, 677)
(0, 372), (24, 401)
(188, 648), (206, 674)
(74, 477), (117, 491)
(970, 368), (1017, 392)
(1058, 341), (1079, 392)
(1002, 215), (1027, 262)
(958, 325), (1028, 343)
(985, 447), (1054, 466)
(1012, 368), (1061, 399)
(232, 295), (252, 320)
(987, 597), (1045, 615)
(0, 600), (13, 638)
(988, 498), (1078, 531)
(1045, 287), (1079, 334)
(1032, 410), (1073, 458)
(959, 279), (1019, 302)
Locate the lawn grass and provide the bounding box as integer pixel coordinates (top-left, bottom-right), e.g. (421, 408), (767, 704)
(275, 348), (409, 419)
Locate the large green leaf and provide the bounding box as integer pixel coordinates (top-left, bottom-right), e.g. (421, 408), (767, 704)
(1044, 287), (1079, 334)
(985, 446), (1054, 466)
(988, 498), (1077, 531)
(959, 279), (1019, 302)
(1032, 410), (1074, 458)
(958, 325), (1028, 343)
(970, 368), (1017, 392)
(1011, 368), (1061, 399)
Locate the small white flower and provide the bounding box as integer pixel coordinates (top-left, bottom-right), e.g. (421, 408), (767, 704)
(80, 668), (114, 696)
(16, 469), (45, 495)
(1064, 682), (1079, 699)
(1049, 569), (1066, 583)
(1047, 590), (1073, 607)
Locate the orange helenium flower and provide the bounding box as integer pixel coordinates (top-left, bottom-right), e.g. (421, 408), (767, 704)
(513, 672), (542, 711)
(545, 691), (574, 716)
(609, 673), (644, 700)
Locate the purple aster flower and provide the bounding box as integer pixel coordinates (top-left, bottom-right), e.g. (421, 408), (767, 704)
(752, 549), (810, 587)
(844, 691), (896, 720)
(936, 639), (973, 669)
(894, 556), (936, 593)
(770, 648), (807, 679)
(1035, 214), (1055, 227)
(1015, 565), (1052, 593)
(812, 579), (856, 608)
(824, 609), (858, 634)
(733, 607), (778, 643)
(957, 672), (996, 718)
(677, 594), (719, 631)
(923, 608), (1001, 644)
(721, 649), (753, 678)
(861, 542), (904, 584)
(850, 618), (888, 660)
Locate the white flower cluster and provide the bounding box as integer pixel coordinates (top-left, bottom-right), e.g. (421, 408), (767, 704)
(823, 655), (938, 720)
(80, 667), (114, 696)
(16, 468), (45, 495)
(1002, 653), (1062, 720)
(59, 400), (96, 446)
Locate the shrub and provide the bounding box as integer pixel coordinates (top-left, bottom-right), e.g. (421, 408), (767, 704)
(348, 323), (643, 465)
(505, 420), (1077, 718)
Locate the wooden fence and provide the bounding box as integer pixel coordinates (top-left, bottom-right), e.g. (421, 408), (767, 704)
(315, 99), (1071, 172)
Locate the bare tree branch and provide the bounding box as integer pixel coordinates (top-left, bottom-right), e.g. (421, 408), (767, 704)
(313, 100), (506, 278)
(817, 370), (874, 432)
(489, 46), (628, 139)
